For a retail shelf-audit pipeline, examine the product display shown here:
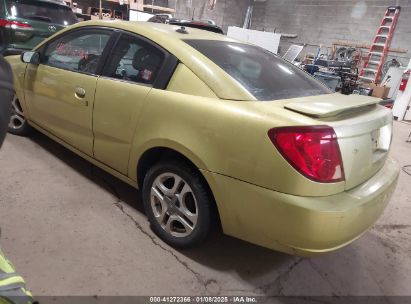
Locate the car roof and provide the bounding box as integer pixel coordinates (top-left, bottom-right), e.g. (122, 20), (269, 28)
(85, 20), (229, 41)
(35, 20), (255, 101)
(34, 0), (69, 6)
(168, 21), (224, 34)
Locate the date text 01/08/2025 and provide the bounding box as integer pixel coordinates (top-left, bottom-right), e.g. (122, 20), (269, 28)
(149, 296), (258, 303)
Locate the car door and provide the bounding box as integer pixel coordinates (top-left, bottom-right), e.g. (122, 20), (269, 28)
(93, 32), (174, 174)
(24, 28), (113, 156)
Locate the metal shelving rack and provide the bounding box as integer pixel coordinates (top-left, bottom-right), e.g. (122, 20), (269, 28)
(66, 0), (175, 20)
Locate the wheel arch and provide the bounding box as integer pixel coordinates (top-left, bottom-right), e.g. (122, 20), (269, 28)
(135, 145), (221, 229)
(137, 145), (206, 188)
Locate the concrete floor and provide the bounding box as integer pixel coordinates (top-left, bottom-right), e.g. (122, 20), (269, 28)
(0, 122), (410, 297)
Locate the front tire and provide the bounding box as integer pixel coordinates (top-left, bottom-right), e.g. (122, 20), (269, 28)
(8, 94), (31, 136)
(142, 161), (216, 248)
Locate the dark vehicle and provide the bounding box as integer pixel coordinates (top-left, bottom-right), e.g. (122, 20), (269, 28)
(0, 0), (77, 55)
(148, 15), (224, 34)
(0, 55), (12, 144)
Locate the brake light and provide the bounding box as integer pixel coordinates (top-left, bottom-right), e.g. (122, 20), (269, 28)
(0, 19), (32, 29)
(267, 126), (345, 183)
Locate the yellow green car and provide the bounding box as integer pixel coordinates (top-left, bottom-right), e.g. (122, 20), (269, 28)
(6, 21), (399, 256)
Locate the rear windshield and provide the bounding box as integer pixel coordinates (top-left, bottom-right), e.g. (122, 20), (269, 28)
(185, 40), (331, 101)
(6, 0), (77, 25)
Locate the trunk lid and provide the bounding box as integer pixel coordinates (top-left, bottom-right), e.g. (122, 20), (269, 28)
(283, 93), (393, 190)
(8, 17), (65, 50)
(5, 0), (77, 50)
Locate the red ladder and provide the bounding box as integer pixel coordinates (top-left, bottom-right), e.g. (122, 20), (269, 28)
(359, 6), (401, 84)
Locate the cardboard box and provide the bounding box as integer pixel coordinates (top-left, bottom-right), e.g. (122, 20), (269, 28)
(368, 83), (391, 99)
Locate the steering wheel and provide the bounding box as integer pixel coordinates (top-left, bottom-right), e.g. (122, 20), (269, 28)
(78, 54), (100, 73)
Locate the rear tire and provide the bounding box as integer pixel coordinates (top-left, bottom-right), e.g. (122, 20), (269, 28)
(142, 161), (216, 248)
(8, 93), (31, 136)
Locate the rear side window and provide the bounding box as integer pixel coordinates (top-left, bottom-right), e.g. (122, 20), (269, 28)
(6, 0), (77, 25)
(102, 34), (164, 85)
(185, 40), (331, 101)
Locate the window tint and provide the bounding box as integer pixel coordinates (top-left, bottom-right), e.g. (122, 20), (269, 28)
(185, 40), (331, 101)
(43, 29), (111, 74)
(6, 0), (77, 25)
(103, 34), (164, 85)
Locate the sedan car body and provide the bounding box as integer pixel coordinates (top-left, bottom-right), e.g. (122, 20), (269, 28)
(6, 21), (399, 256)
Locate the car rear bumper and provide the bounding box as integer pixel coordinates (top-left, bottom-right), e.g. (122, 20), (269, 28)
(202, 157), (400, 256)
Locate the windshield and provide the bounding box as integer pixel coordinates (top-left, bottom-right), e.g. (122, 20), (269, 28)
(6, 0), (77, 25)
(185, 40), (331, 101)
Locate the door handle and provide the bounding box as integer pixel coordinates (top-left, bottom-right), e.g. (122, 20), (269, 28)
(75, 87), (86, 98)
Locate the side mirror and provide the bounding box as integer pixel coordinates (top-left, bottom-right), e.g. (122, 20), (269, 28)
(20, 51), (40, 65)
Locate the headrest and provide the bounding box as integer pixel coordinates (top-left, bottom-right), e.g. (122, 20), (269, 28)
(132, 47), (161, 71)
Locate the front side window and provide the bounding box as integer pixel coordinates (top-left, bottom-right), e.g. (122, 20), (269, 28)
(6, 0), (77, 25)
(185, 40), (331, 101)
(42, 29), (111, 74)
(103, 34), (164, 85)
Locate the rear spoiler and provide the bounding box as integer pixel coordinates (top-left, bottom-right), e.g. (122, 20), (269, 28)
(284, 94), (380, 118)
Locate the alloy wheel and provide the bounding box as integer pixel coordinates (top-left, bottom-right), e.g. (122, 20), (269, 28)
(150, 173), (198, 237)
(9, 95), (25, 130)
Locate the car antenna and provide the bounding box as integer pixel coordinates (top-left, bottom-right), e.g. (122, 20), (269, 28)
(176, 26), (188, 34)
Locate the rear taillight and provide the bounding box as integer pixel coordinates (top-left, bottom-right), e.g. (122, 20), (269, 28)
(0, 19), (32, 29)
(267, 126), (345, 183)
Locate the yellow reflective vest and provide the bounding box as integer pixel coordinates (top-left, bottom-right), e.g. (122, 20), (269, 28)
(0, 249), (34, 304)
